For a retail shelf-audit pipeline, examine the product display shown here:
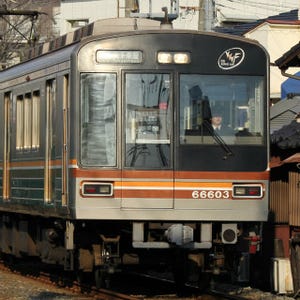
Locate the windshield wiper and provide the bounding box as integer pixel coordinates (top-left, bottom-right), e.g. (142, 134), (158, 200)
(203, 120), (234, 160)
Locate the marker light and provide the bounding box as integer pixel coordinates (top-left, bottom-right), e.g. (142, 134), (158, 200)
(96, 50), (143, 64)
(81, 182), (113, 197)
(174, 52), (191, 64)
(157, 52), (173, 64)
(232, 184), (263, 199)
(157, 52), (191, 64)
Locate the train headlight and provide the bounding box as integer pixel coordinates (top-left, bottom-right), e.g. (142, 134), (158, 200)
(232, 184), (263, 198)
(157, 51), (191, 64)
(174, 52), (191, 64)
(81, 182), (113, 197)
(157, 52), (173, 64)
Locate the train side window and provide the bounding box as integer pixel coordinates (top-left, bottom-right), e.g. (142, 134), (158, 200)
(80, 73), (117, 167)
(24, 93), (32, 149)
(32, 91), (40, 149)
(16, 95), (24, 150)
(15, 91), (40, 151)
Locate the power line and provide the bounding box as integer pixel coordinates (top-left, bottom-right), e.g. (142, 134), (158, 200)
(215, 0), (298, 18)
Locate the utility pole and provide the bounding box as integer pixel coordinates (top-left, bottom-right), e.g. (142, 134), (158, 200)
(0, 6), (46, 68)
(198, 0), (215, 31)
(198, 0), (205, 31)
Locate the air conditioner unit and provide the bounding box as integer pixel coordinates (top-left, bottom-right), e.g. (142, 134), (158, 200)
(272, 258), (294, 294)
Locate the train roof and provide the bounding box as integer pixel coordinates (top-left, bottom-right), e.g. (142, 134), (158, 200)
(20, 17), (262, 64)
(0, 18), (161, 84)
(26, 18), (162, 61)
(0, 17), (267, 85)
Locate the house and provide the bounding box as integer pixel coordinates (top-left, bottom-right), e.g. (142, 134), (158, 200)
(215, 0), (299, 28)
(244, 19), (300, 100)
(271, 43), (300, 292)
(216, 9), (300, 101)
(270, 98), (300, 134)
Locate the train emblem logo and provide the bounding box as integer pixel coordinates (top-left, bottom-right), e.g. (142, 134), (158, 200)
(218, 47), (245, 70)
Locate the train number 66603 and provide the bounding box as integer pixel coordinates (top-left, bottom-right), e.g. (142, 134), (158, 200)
(192, 190), (230, 199)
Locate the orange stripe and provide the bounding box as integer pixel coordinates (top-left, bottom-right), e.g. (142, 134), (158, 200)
(122, 170), (173, 179)
(73, 169), (173, 179)
(116, 182), (233, 189)
(175, 182), (232, 188)
(115, 181), (173, 188)
(10, 160), (44, 168)
(9, 159), (76, 168)
(5, 158), (269, 183)
(73, 169), (269, 180)
(73, 169), (122, 178)
(175, 171), (269, 180)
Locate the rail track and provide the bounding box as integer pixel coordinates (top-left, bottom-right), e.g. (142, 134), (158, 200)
(0, 255), (139, 300)
(0, 255), (294, 300)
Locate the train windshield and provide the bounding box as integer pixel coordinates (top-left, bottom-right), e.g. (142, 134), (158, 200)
(80, 72), (265, 170)
(180, 75), (265, 146)
(125, 73), (171, 168)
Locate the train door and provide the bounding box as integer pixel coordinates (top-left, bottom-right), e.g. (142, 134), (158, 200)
(44, 79), (56, 203)
(3, 92), (11, 200)
(62, 75), (69, 206)
(122, 72), (174, 209)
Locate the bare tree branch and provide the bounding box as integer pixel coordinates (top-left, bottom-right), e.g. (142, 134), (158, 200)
(0, 0), (57, 69)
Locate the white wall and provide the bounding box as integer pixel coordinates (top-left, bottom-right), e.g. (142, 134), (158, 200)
(60, 0), (126, 34)
(59, 0), (206, 33)
(245, 22), (300, 98)
(172, 0), (201, 30)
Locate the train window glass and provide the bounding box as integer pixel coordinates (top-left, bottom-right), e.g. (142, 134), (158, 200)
(32, 91), (40, 149)
(179, 75), (265, 145)
(16, 95), (24, 150)
(16, 91), (41, 152)
(125, 73), (171, 168)
(80, 73), (116, 167)
(24, 93), (32, 149)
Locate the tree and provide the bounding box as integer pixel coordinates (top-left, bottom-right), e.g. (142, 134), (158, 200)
(0, 0), (58, 69)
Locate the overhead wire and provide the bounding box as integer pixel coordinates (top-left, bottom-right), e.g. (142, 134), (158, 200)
(215, 0), (299, 18)
(217, 0), (298, 10)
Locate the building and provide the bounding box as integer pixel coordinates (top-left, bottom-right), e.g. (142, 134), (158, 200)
(57, 0), (300, 33)
(269, 43), (300, 293)
(244, 19), (300, 100)
(215, 0), (299, 27)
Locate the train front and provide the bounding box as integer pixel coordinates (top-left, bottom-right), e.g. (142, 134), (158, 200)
(73, 29), (269, 286)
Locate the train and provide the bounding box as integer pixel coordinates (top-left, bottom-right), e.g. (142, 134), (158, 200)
(0, 17), (269, 291)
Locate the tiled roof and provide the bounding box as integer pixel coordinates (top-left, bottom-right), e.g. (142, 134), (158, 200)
(270, 98), (300, 119)
(271, 119), (300, 149)
(275, 42), (300, 69)
(214, 9), (299, 36)
(270, 97), (300, 134)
